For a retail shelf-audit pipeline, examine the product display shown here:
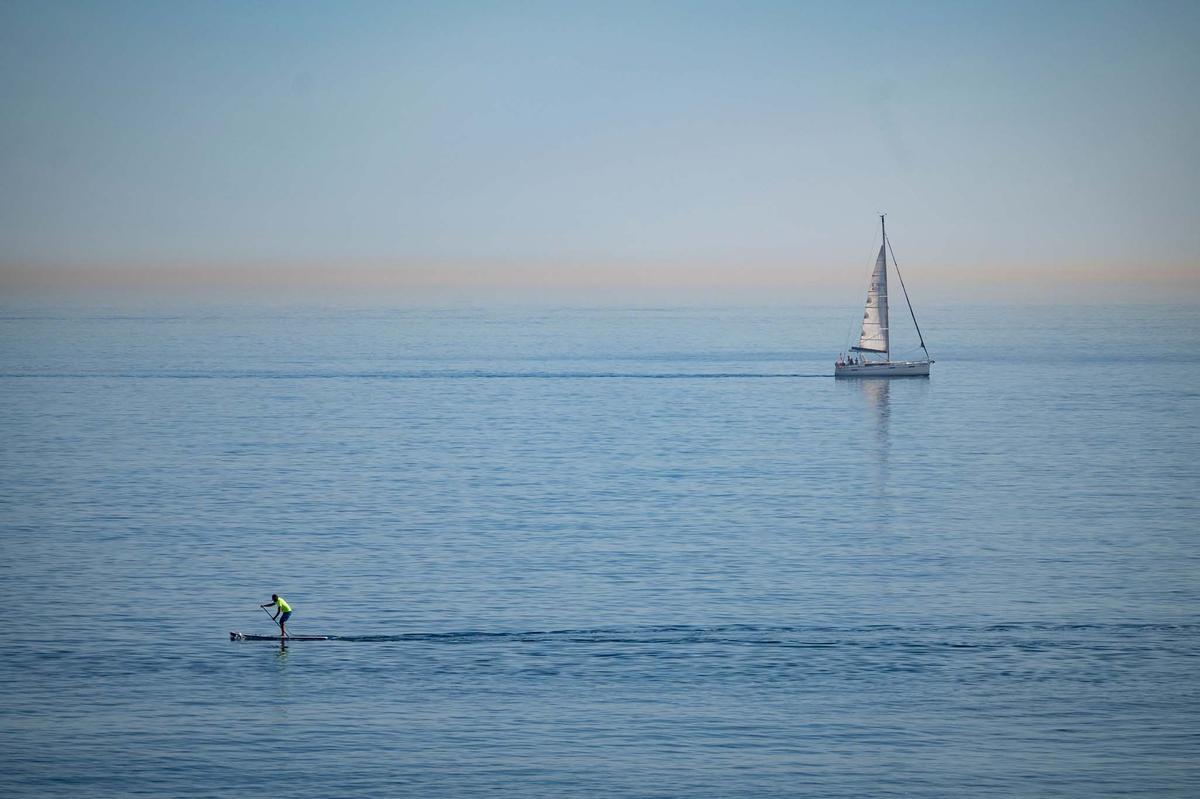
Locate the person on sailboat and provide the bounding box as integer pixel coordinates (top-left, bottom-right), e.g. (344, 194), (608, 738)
(261, 594), (292, 637)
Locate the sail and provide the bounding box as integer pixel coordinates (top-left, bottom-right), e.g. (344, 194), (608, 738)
(852, 244), (889, 353)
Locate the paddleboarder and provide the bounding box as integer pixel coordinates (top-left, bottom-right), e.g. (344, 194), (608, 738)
(260, 594), (292, 637)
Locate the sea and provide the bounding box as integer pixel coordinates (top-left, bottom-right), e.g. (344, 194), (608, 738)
(1, 302), (1197, 797)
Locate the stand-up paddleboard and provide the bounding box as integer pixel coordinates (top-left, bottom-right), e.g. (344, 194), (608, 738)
(230, 631), (330, 641)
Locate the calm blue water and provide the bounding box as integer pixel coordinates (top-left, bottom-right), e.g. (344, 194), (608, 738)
(1, 303), (1198, 797)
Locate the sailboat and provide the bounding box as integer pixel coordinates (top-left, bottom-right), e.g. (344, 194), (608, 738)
(835, 216), (934, 377)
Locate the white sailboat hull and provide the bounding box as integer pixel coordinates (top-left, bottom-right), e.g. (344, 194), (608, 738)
(835, 360), (931, 377)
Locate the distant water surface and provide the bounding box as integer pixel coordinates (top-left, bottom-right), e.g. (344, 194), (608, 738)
(1, 303), (1197, 797)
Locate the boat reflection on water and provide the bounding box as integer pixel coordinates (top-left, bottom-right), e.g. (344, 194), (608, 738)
(858, 376), (891, 421)
(836, 375), (928, 519)
(855, 378), (891, 492)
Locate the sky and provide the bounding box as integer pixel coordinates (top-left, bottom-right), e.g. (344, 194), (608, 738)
(1, 0), (1198, 303)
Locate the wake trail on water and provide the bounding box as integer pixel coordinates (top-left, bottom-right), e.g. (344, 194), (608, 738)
(6, 371), (828, 380)
(234, 621), (1197, 645)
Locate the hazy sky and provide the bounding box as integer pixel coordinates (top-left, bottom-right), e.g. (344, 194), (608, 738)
(2, 1), (1197, 301)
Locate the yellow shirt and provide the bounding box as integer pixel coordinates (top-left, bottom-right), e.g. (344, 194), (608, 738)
(275, 597), (292, 613)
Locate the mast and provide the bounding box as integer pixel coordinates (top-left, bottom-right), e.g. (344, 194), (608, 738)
(881, 214), (888, 361)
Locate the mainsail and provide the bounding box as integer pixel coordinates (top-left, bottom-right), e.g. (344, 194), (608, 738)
(853, 244), (889, 353)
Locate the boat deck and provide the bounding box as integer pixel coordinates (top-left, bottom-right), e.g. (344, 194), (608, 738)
(834, 360), (931, 377)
